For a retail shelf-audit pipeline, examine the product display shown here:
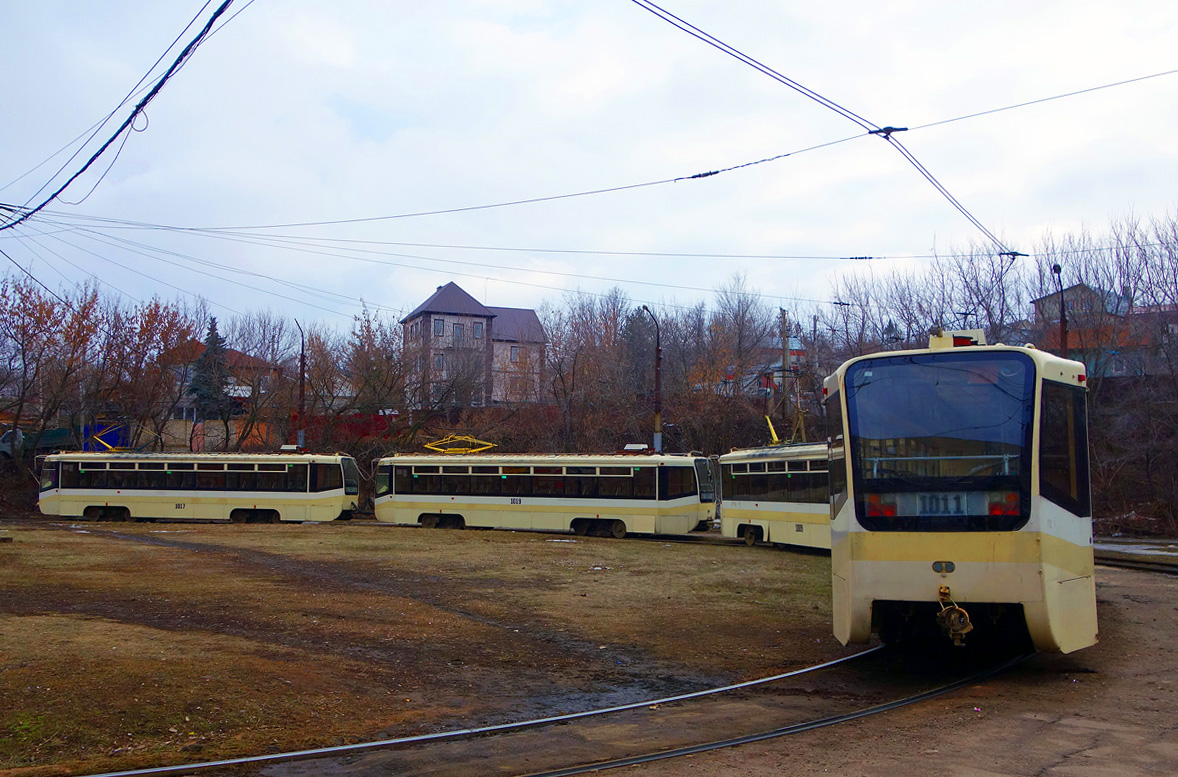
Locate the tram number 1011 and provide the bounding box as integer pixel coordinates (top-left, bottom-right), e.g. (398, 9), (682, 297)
(918, 493), (966, 516)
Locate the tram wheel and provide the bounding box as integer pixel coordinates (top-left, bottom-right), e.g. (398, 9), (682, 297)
(743, 526), (759, 546)
(420, 514), (439, 529)
(609, 520), (627, 539)
(572, 520), (589, 536)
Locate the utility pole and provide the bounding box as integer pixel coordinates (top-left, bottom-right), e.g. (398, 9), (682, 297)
(294, 319), (306, 449)
(1051, 264), (1068, 359)
(780, 309), (789, 431)
(640, 306), (662, 452)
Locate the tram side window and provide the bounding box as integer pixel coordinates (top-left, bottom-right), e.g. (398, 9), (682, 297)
(166, 465), (197, 490)
(60, 462), (79, 489)
(140, 469), (167, 490)
(286, 464), (309, 492)
(532, 476), (565, 496)
(40, 461), (59, 491)
(471, 473), (500, 495)
(568, 475), (600, 498)
(1039, 380), (1091, 516)
(413, 473), (444, 494)
(500, 474), (533, 497)
(444, 473), (472, 494)
(342, 457), (360, 496)
(312, 463), (344, 492)
(721, 465), (737, 500)
(826, 390), (847, 508)
(78, 467), (107, 489)
(376, 464), (393, 497)
(197, 471), (226, 490)
(694, 459), (716, 503)
(658, 466), (698, 500)
(393, 466), (413, 494)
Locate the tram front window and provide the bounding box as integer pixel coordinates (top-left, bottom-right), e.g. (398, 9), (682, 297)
(845, 351), (1035, 531)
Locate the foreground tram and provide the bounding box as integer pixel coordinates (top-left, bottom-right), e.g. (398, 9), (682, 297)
(374, 452), (716, 537)
(38, 451), (360, 522)
(718, 442), (830, 549)
(824, 330), (1097, 652)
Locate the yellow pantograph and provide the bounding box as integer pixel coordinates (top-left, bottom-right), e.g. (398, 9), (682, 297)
(423, 434), (497, 454)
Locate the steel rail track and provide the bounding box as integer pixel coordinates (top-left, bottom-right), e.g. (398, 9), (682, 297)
(1095, 553), (1178, 576)
(519, 651), (1034, 777)
(81, 646), (885, 777)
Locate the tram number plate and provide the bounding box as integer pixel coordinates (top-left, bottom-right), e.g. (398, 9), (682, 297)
(509, 497), (522, 505)
(917, 493), (967, 516)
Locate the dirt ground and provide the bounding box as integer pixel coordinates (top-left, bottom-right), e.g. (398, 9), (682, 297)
(1, 515), (1175, 777)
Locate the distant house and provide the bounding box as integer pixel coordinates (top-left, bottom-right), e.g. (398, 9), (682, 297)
(164, 340), (283, 450)
(400, 282), (547, 408)
(1031, 282), (1132, 326)
(1030, 283), (1171, 378)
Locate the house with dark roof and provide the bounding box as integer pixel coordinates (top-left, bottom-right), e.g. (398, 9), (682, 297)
(400, 282), (547, 408)
(1029, 282), (1178, 378)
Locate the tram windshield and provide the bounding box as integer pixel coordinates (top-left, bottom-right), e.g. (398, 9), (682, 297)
(844, 351), (1034, 531)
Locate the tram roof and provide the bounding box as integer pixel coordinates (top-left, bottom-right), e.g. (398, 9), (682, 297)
(381, 452), (706, 465)
(823, 341), (1087, 395)
(718, 442), (828, 462)
(43, 451), (353, 463)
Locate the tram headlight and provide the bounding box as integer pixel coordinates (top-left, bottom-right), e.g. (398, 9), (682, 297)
(987, 491), (1019, 516)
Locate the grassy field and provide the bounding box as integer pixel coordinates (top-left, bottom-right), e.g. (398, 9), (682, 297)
(0, 519), (838, 776)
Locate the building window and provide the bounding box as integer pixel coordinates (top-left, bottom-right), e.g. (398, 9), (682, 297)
(510, 346), (521, 363)
(434, 353), (445, 370)
(473, 322), (483, 338)
(434, 318), (444, 336)
(453, 323), (464, 342)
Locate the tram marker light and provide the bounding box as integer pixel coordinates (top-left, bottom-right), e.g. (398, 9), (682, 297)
(866, 493), (897, 517)
(987, 491), (1019, 516)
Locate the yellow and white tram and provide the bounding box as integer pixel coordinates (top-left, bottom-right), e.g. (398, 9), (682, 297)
(824, 330), (1097, 653)
(718, 443), (830, 549)
(373, 453), (716, 537)
(38, 451), (360, 523)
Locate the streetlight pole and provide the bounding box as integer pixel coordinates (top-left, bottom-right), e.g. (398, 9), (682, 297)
(640, 306), (662, 452)
(294, 319), (306, 449)
(1051, 264), (1068, 359)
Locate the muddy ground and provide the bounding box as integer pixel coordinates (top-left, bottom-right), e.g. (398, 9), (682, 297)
(0, 516), (1175, 777)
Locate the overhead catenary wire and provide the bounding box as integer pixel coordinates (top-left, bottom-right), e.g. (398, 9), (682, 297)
(17, 214), (836, 316)
(628, 0), (1015, 257)
(0, 2), (215, 198)
(0, 0), (238, 233)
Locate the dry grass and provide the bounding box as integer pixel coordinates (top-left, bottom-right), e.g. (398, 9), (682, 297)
(0, 520), (836, 776)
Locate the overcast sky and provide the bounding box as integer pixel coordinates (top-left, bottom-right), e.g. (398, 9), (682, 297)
(2, 1), (1176, 328)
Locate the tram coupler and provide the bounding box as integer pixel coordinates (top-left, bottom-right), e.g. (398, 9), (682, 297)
(935, 585), (974, 647)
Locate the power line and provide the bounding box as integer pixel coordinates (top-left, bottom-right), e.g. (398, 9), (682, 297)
(628, 0), (1014, 256)
(25, 210), (842, 308)
(0, 0), (238, 233)
(910, 67), (1178, 132)
(2, 2), (215, 199)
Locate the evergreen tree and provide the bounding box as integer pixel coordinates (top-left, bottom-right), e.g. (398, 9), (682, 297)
(188, 318), (231, 423)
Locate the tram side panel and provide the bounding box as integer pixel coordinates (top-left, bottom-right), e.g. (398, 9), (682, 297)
(374, 458), (714, 536)
(38, 454), (358, 523)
